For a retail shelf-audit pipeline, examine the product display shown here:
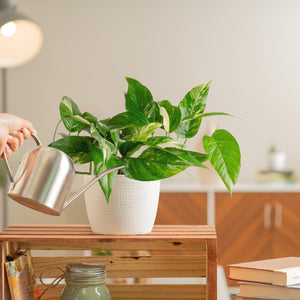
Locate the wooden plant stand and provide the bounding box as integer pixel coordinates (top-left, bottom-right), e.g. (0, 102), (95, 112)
(0, 224), (217, 300)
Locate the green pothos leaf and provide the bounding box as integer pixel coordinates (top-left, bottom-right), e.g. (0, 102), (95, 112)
(91, 145), (120, 203)
(122, 147), (208, 181)
(59, 96), (83, 132)
(177, 81), (211, 139)
(158, 100), (181, 133)
(104, 111), (149, 129)
(48, 136), (93, 164)
(129, 122), (162, 142)
(125, 77), (153, 113)
(203, 129), (241, 195)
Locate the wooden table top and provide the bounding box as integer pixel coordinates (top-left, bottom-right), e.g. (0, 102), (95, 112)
(0, 224), (217, 242)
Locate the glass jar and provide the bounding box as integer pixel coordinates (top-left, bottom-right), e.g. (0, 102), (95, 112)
(61, 262), (111, 300)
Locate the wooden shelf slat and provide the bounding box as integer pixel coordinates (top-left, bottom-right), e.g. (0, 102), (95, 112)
(0, 225), (217, 245)
(36, 284), (206, 300)
(32, 255), (207, 277)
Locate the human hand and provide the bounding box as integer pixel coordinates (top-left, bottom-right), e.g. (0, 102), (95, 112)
(0, 113), (36, 157)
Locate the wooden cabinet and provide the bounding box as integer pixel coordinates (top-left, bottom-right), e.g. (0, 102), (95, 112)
(158, 189), (300, 285)
(215, 192), (300, 284)
(156, 193), (207, 225)
(157, 189), (300, 285)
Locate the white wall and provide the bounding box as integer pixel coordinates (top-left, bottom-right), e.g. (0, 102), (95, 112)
(1, 0), (300, 228)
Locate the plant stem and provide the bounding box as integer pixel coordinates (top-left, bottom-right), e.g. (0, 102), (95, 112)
(52, 120), (62, 142)
(176, 125), (183, 141)
(75, 171), (92, 175)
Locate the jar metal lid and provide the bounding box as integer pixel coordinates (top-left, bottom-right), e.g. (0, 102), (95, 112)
(66, 262), (106, 277)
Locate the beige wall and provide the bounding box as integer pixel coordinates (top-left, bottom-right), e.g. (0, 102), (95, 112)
(1, 0), (300, 228)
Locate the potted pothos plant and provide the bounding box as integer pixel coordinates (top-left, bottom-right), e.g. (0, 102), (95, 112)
(49, 77), (241, 201)
(49, 77), (241, 234)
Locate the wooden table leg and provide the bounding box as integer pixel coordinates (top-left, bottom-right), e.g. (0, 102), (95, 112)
(207, 240), (217, 300)
(0, 241), (10, 300)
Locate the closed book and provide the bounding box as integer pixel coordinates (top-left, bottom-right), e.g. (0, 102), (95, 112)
(239, 282), (300, 300)
(5, 249), (39, 300)
(228, 257), (300, 286)
(235, 296), (274, 300)
(255, 170), (298, 183)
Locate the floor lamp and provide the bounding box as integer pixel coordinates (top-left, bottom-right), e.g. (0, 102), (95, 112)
(0, 0), (43, 229)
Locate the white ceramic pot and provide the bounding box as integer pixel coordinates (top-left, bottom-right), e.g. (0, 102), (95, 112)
(269, 152), (286, 172)
(83, 174), (160, 235)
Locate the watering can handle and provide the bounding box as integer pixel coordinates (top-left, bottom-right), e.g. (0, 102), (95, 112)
(62, 165), (126, 210)
(2, 133), (42, 183)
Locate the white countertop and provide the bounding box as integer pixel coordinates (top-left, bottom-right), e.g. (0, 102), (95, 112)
(160, 181), (300, 193)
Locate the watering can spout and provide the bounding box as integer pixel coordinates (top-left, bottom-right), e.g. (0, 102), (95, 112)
(3, 134), (125, 216)
(62, 165), (125, 210)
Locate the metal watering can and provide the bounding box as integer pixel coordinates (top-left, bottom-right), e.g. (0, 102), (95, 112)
(3, 135), (124, 216)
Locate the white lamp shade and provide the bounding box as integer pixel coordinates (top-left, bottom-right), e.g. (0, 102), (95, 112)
(0, 5), (43, 68)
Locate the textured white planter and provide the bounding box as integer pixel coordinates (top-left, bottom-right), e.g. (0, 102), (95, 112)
(83, 174), (160, 235)
(269, 151), (286, 172)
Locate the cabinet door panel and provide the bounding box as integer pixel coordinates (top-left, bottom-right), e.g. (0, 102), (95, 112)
(156, 193), (207, 225)
(271, 193), (300, 257)
(216, 193), (272, 284)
